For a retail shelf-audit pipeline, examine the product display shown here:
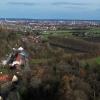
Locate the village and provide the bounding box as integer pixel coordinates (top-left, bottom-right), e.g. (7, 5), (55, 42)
(0, 31), (43, 100)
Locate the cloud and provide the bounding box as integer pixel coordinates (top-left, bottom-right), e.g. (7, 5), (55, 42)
(8, 2), (37, 6)
(52, 2), (88, 6)
(8, 1), (89, 6)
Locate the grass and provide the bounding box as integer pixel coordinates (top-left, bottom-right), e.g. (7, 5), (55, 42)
(30, 58), (52, 64)
(42, 30), (73, 40)
(89, 28), (100, 33)
(42, 28), (100, 39)
(0, 67), (10, 74)
(89, 57), (100, 65)
(80, 56), (100, 67)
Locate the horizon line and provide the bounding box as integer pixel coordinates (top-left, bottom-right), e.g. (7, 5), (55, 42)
(0, 18), (100, 21)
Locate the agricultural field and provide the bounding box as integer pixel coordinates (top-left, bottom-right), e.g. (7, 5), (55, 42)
(41, 27), (100, 41)
(42, 27), (100, 69)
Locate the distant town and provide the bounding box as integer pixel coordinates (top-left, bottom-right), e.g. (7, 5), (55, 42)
(0, 19), (100, 32)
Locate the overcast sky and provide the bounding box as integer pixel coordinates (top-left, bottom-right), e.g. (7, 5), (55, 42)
(0, 0), (100, 19)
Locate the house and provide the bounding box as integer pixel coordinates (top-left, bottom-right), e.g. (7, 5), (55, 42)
(2, 47), (29, 70)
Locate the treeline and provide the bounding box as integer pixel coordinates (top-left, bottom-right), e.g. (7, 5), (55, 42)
(1, 57), (100, 100)
(0, 32), (21, 58)
(81, 37), (100, 43)
(48, 36), (100, 54)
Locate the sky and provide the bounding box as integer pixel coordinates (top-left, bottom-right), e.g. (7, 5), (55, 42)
(0, 0), (100, 19)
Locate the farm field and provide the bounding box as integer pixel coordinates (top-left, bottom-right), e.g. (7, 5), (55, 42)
(41, 27), (100, 40)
